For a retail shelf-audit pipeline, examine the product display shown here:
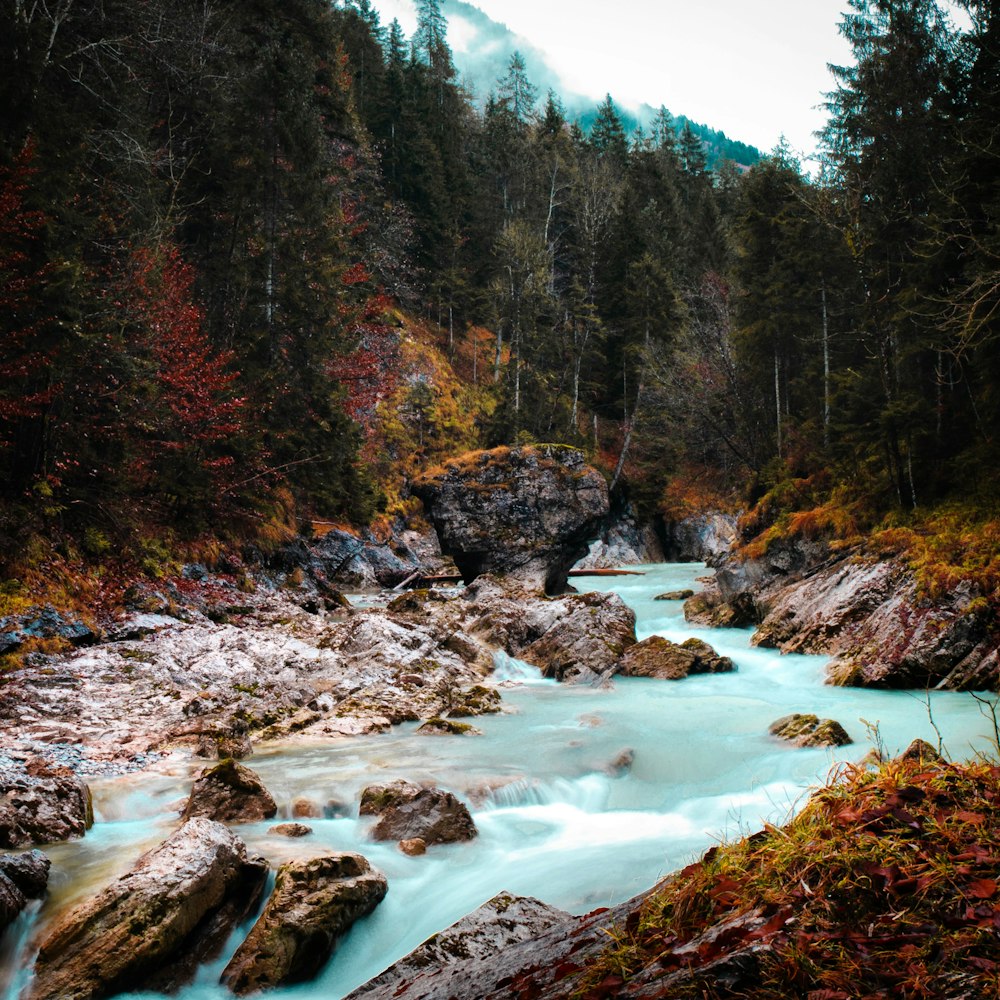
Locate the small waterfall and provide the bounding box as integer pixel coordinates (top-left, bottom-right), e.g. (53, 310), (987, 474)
(1, 901), (41, 1000)
(492, 650), (553, 685)
(483, 772), (612, 812)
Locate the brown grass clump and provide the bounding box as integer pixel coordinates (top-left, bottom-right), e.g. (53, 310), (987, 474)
(577, 757), (1000, 998)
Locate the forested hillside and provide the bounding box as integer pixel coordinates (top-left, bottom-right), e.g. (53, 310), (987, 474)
(1, 0), (998, 608)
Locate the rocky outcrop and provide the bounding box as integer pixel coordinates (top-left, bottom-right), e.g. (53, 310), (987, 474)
(181, 759), (277, 824)
(344, 891), (644, 1000)
(360, 780), (477, 846)
(0, 606), (99, 657)
(0, 849), (49, 936)
(27, 818), (268, 1000)
(0, 758), (93, 848)
(412, 445), (609, 593)
(345, 892), (572, 1000)
(768, 714), (852, 748)
(573, 505), (665, 570)
(618, 636), (735, 680)
(221, 854), (388, 995)
(701, 539), (998, 691)
(661, 512), (738, 562)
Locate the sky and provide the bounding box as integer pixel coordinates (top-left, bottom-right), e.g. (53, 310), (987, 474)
(371, 0), (857, 162)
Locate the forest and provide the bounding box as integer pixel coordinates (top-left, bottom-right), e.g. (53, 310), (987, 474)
(1, 0), (998, 601)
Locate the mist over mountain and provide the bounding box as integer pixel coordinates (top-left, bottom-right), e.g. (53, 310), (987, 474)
(440, 0), (762, 168)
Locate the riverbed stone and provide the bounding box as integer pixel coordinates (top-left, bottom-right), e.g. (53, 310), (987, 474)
(360, 780), (477, 845)
(221, 853), (388, 995)
(411, 445), (609, 593)
(768, 714), (852, 748)
(269, 823), (313, 838)
(617, 636), (734, 680)
(655, 590), (695, 601)
(27, 818), (268, 1000)
(181, 759), (277, 824)
(0, 758), (93, 849)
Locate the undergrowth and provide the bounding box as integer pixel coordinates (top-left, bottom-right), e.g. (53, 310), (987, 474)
(578, 757), (1000, 999)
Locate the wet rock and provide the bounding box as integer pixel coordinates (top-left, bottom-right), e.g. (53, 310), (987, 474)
(181, 760), (277, 824)
(291, 798), (322, 819)
(0, 606), (100, 656)
(412, 445), (609, 593)
(655, 589), (695, 601)
(607, 748), (636, 775)
(27, 818), (268, 1000)
(446, 684), (502, 717)
(269, 823), (312, 838)
(769, 714), (852, 748)
(416, 718), (482, 736)
(617, 636), (734, 680)
(519, 591), (637, 683)
(360, 780), (477, 846)
(345, 892), (572, 1000)
(898, 739), (945, 766)
(572, 505), (665, 569)
(399, 838), (426, 856)
(221, 853), (387, 995)
(0, 758), (93, 849)
(0, 848), (50, 898)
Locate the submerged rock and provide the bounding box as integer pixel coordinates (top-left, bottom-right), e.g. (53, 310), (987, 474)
(181, 759), (277, 824)
(617, 636), (734, 681)
(360, 780), (477, 846)
(0, 758), (93, 849)
(416, 717), (482, 736)
(221, 854), (387, 995)
(412, 445), (609, 593)
(655, 589), (695, 601)
(27, 818), (268, 1000)
(768, 714), (852, 748)
(269, 823), (313, 838)
(0, 849), (49, 936)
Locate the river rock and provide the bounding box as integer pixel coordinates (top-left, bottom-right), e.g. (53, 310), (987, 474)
(655, 589), (695, 601)
(617, 636), (734, 680)
(0, 606), (100, 657)
(27, 818), (268, 1000)
(399, 838), (426, 856)
(269, 823), (313, 838)
(411, 445), (609, 593)
(416, 717), (482, 736)
(898, 739), (945, 766)
(345, 892), (572, 1000)
(519, 591), (637, 683)
(181, 759), (277, 823)
(0, 758), (93, 848)
(360, 780), (477, 845)
(221, 854), (388, 995)
(0, 849), (49, 937)
(768, 714), (852, 748)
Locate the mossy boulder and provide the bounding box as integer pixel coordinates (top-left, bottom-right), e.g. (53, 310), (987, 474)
(220, 854), (387, 995)
(360, 780), (477, 846)
(617, 636), (734, 680)
(417, 718), (482, 736)
(181, 760), (277, 824)
(447, 685), (502, 717)
(654, 590), (695, 601)
(412, 445), (609, 594)
(768, 713), (852, 748)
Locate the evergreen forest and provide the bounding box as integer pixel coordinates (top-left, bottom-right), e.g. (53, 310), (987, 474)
(2, 0), (999, 600)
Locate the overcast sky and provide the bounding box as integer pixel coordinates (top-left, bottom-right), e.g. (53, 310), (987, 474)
(372, 0), (857, 161)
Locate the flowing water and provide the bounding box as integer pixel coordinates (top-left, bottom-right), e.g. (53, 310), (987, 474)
(3, 564), (996, 999)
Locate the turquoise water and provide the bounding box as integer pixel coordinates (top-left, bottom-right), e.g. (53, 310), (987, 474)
(3, 564), (995, 999)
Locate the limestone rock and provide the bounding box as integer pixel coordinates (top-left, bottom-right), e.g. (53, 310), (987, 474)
(181, 760), (277, 824)
(0, 758), (93, 849)
(572, 506), (664, 569)
(519, 591), (636, 683)
(27, 818), (268, 1000)
(412, 445), (609, 593)
(345, 892), (571, 1000)
(768, 714), (852, 748)
(655, 590), (695, 601)
(0, 848), (50, 898)
(360, 780), (476, 845)
(661, 512), (738, 562)
(416, 717), (482, 736)
(617, 636), (734, 681)
(221, 854), (387, 995)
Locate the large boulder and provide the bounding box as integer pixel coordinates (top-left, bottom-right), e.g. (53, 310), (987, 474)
(518, 591), (637, 684)
(0, 849), (50, 937)
(0, 758), (93, 849)
(181, 759), (277, 824)
(661, 512), (738, 563)
(617, 636), (735, 680)
(221, 854), (388, 995)
(412, 445), (609, 593)
(0, 606), (99, 657)
(360, 780), (477, 846)
(27, 818), (268, 1000)
(345, 892), (570, 1000)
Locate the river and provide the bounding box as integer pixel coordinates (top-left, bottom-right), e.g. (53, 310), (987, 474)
(3, 563), (995, 999)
